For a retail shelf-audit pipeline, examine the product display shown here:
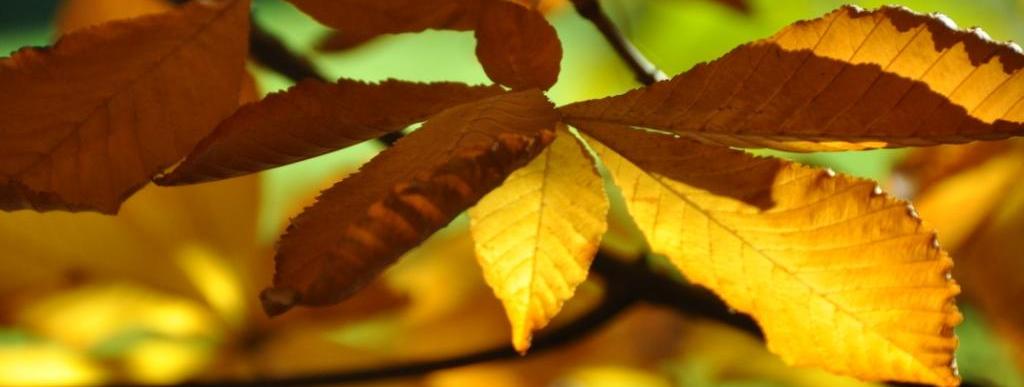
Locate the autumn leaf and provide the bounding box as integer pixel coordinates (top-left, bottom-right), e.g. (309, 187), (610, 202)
(561, 5), (1024, 152)
(578, 122), (961, 385)
(158, 79), (503, 185)
(289, 0), (561, 90)
(55, 0), (172, 34)
(475, 0), (562, 90)
(469, 127), (608, 352)
(288, 0), (481, 40)
(260, 90), (559, 315)
(897, 141), (1024, 369)
(0, 0), (250, 213)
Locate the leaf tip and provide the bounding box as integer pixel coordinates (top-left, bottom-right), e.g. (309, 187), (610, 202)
(260, 287), (299, 317)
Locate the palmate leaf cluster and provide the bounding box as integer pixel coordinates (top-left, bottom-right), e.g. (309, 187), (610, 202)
(3, 0), (1024, 385)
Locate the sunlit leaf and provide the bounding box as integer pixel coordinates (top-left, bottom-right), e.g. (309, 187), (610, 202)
(580, 122), (961, 385)
(561, 5), (1024, 152)
(55, 0), (172, 34)
(902, 141), (1024, 370)
(469, 127), (607, 352)
(261, 90), (558, 316)
(159, 79), (503, 185)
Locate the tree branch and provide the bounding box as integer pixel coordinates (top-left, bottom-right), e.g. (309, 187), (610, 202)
(570, 0), (667, 85)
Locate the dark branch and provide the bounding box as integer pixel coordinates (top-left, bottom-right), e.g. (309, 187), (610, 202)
(570, 0), (667, 85)
(247, 17), (325, 83)
(591, 252), (762, 338)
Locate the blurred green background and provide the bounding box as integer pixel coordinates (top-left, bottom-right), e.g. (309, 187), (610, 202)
(2, 0), (1023, 385)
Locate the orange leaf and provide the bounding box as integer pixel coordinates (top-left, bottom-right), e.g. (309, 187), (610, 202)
(260, 90), (558, 315)
(55, 0), (173, 34)
(580, 122), (961, 385)
(0, 0), (250, 213)
(901, 141), (1024, 369)
(562, 6), (1024, 152)
(158, 79), (503, 185)
(475, 1), (562, 90)
(288, 0), (482, 40)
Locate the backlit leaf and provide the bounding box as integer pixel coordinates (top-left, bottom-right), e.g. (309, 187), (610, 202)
(261, 90), (558, 316)
(562, 5), (1024, 152)
(902, 141), (1024, 369)
(159, 79), (503, 185)
(55, 0), (172, 34)
(0, 0), (250, 213)
(474, 0), (562, 90)
(469, 127), (608, 352)
(288, 0), (481, 42)
(580, 122), (961, 385)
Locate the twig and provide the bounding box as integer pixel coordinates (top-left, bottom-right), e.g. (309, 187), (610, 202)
(570, 0), (668, 85)
(247, 16), (326, 83)
(591, 252), (762, 337)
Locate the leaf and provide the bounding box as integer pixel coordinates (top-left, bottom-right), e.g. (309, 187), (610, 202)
(260, 90), (558, 316)
(474, 0), (562, 90)
(288, 0), (482, 41)
(578, 122), (961, 385)
(55, 0), (262, 108)
(561, 5), (1024, 152)
(468, 127), (608, 352)
(291, 0), (560, 90)
(158, 79), (504, 185)
(891, 141), (1012, 199)
(55, 0), (173, 34)
(0, 0), (250, 213)
(903, 141), (1024, 369)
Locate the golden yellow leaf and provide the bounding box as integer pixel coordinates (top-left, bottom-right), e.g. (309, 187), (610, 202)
(579, 122), (961, 385)
(0, 0), (250, 213)
(55, 0), (173, 34)
(561, 5), (1024, 152)
(906, 141), (1024, 369)
(159, 79), (503, 185)
(474, 0), (562, 90)
(261, 90), (558, 315)
(469, 127), (608, 352)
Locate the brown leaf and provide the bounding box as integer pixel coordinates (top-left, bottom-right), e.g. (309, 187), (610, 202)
(288, 0), (482, 41)
(0, 0), (250, 213)
(260, 90), (558, 316)
(55, 0), (173, 34)
(561, 5), (1024, 152)
(158, 79), (504, 185)
(475, 0), (562, 90)
(580, 122), (961, 385)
